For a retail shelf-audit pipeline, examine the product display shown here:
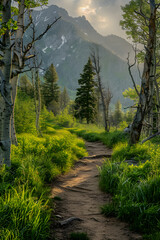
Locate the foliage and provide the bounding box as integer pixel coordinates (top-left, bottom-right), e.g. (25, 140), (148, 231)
(42, 63), (60, 113)
(123, 86), (140, 104)
(124, 110), (135, 125)
(60, 87), (70, 111)
(0, 104), (87, 239)
(112, 142), (151, 162)
(11, 131), (87, 185)
(70, 125), (128, 148)
(120, 0), (150, 44)
(53, 108), (75, 128)
(19, 75), (34, 98)
(40, 106), (55, 131)
(99, 139), (160, 238)
(113, 100), (123, 128)
(15, 90), (36, 134)
(74, 58), (97, 124)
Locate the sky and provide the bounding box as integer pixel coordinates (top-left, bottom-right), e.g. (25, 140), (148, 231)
(48, 0), (129, 39)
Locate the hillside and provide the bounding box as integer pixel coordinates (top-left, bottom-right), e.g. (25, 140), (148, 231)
(28, 5), (138, 105)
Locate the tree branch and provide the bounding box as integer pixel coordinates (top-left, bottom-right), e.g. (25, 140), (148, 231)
(127, 48), (140, 97)
(23, 16), (61, 56)
(141, 131), (160, 144)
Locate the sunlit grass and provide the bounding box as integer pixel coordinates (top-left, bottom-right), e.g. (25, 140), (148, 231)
(0, 124), (87, 240)
(99, 140), (160, 238)
(0, 186), (50, 240)
(69, 127), (128, 148)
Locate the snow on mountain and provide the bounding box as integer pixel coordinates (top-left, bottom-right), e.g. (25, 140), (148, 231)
(30, 5), (138, 105)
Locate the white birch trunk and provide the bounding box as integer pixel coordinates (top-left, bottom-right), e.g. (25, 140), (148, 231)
(11, 0), (25, 146)
(0, 0), (13, 166)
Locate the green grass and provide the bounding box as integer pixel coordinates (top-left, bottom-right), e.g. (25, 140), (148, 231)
(69, 125), (128, 148)
(0, 125), (87, 240)
(10, 130), (87, 188)
(111, 142), (151, 162)
(0, 187), (50, 240)
(8, 92), (160, 240)
(99, 140), (160, 239)
(61, 123), (160, 238)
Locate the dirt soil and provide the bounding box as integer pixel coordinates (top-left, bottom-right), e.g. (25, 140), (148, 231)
(51, 142), (143, 240)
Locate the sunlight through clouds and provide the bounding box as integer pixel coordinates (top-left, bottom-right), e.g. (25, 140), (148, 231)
(49, 0), (130, 38)
(78, 0), (96, 16)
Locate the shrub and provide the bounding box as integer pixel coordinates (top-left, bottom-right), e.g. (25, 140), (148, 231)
(15, 91), (36, 134)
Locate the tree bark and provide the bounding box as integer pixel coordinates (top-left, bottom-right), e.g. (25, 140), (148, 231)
(36, 71), (41, 134)
(97, 75), (109, 131)
(10, 76), (18, 146)
(0, 0), (13, 166)
(91, 48), (111, 131)
(130, 0), (157, 144)
(11, 0), (25, 146)
(32, 69), (42, 135)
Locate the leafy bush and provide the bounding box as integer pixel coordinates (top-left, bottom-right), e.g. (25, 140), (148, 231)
(40, 106), (55, 131)
(53, 109), (75, 128)
(15, 91), (36, 134)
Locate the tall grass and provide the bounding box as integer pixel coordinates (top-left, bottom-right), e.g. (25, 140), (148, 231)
(0, 125), (87, 239)
(11, 131), (86, 188)
(69, 126), (128, 148)
(99, 141), (160, 239)
(0, 187), (50, 240)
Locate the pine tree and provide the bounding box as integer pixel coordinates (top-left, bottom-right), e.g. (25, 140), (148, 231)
(114, 100), (123, 128)
(60, 87), (70, 111)
(19, 75), (34, 97)
(74, 58), (97, 124)
(42, 64), (60, 108)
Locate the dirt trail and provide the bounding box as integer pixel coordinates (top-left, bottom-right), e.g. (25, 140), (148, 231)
(51, 142), (142, 240)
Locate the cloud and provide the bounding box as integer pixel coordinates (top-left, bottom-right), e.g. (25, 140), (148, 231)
(48, 0), (129, 38)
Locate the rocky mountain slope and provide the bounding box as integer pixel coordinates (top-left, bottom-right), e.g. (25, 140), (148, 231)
(29, 5), (139, 105)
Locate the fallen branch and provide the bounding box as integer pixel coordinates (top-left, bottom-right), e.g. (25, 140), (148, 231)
(82, 154), (111, 159)
(59, 217), (82, 226)
(141, 131), (160, 144)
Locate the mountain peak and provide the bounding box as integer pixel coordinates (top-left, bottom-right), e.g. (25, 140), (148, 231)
(31, 4), (136, 105)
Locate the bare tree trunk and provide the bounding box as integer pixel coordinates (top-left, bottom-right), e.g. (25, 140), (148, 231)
(130, 0), (157, 144)
(98, 75), (109, 131)
(11, 0), (25, 146)
(105, 86), (112, 131)
(11, 76), (18, 146)
(35, 70), (41, 134)
(0, 0), (13, 166)
(32, 69), (42, 135)
(91, 47), (112, 131)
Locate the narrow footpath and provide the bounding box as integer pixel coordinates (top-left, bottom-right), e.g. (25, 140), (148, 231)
(51, 142), (142, 240)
